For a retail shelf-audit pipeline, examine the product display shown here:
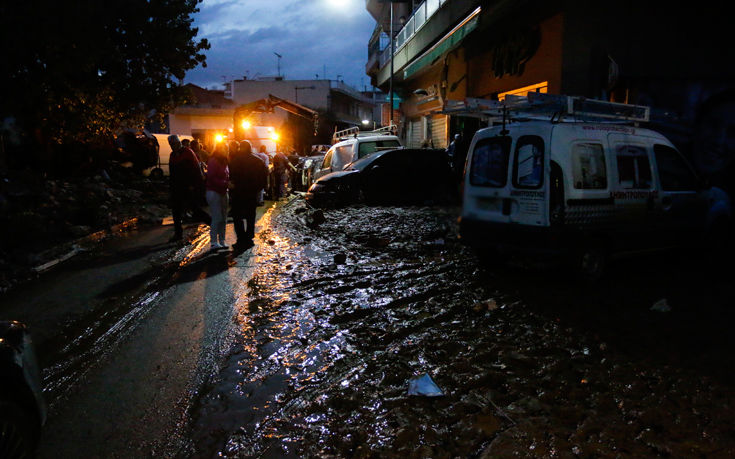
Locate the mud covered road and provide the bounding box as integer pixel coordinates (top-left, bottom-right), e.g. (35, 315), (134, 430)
(185, 198), (735, 458)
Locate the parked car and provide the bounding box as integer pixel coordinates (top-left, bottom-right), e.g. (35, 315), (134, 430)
(459, 115), (733, 279)
(299, 154), (327, 191)
(0, 321), (46, 457)
(305, 148), (453, 207)
(312, 127), (402, 182)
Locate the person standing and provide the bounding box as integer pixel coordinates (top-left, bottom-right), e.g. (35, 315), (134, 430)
(229, 140), (268, 251)
(254, 145), (270, 205)
(205, 143), (230, 250)
(272, 150), (294, 198)
(168, 135), (211, 242)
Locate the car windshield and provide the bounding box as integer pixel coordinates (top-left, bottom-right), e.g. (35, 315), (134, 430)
(357, 139), (401, 159)
(344, 149), (395, 171)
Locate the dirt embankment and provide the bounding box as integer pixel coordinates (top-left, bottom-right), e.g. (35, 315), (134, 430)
(0, 164), (171, 294)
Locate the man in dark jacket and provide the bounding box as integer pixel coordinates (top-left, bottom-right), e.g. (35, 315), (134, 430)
(229, 140), (268, 251)
(168, 135), (211, 242)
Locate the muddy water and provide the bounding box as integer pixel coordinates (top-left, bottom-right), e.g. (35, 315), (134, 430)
(189, 197), (735, 458)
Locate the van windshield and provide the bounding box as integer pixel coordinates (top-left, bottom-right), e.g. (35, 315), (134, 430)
(470, 137), (512, 187)
(358, 140), (401, 159)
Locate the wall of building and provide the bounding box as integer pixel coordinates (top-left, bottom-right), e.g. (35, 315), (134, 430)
(168, 113), (233, 136)
(230, 79), (332, 111)
(467, 12), (564, 99)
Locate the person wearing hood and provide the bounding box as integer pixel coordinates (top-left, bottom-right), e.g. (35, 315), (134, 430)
(167, 134), (211, 242)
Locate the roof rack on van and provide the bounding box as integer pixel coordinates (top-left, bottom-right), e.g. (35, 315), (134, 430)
(440, 92), (651, 124)
(332, 124), (398, 143)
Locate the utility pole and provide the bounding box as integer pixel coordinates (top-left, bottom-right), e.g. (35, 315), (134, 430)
(389, 2), (394, 127)
(274, 52), (282, 77)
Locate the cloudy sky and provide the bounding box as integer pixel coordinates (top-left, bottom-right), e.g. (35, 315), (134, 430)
(184, 0), (377, 92)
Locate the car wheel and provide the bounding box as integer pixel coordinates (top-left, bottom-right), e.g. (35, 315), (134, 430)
(0, 400), (38, 458)
(150, 167), (164, 179)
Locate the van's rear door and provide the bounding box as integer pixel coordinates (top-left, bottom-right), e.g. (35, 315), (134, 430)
(507, 134), (549, 227)
(464, 135), (514, 223)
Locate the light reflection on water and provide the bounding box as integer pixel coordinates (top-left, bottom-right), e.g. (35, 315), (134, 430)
(188, 198), (735, 459)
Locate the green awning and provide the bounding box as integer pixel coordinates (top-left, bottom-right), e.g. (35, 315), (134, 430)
(402, 12), (479, 80)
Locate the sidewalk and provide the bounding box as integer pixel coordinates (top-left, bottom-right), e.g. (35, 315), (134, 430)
(0, 201), (277, 355)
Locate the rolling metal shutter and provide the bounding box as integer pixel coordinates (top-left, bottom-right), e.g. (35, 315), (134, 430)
(430, 115), (447, 149)
(408, 118), (423, 148)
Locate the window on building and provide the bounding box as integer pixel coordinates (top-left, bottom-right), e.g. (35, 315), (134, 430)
(512, 135), (544, 188)
(470, 136), (512, 187)
(654, 144), (699, 191)
(615, 145), (652, 189)
(572, 143), (607, 189)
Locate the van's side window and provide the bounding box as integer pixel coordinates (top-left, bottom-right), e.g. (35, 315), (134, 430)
(572, 143), (607, 189)
(512, 136), (544, 189)
(654, 144), (699, 191)
(470, 137), (512, 187)
(615, 145), (652, 189)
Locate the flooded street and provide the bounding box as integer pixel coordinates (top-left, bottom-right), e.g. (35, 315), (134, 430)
(187, 197), (735, 458)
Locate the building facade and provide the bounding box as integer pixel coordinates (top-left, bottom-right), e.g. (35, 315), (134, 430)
(224, 77), (375, 131)
(366, 0), (735, 156)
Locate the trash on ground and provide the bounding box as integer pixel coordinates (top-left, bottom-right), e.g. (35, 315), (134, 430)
(407, 373), (444, 397)
(650, 298), (671, 312)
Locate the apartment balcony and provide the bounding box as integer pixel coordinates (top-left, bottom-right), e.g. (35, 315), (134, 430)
(370, 0), (480, 88)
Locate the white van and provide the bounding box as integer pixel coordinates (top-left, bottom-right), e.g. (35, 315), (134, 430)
(457, 94), (732, 278)
(147, 133), (194, 177)
(312, 126), (402, 182)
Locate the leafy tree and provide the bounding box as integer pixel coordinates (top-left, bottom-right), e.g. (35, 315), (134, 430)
(0, 0), (209, 157)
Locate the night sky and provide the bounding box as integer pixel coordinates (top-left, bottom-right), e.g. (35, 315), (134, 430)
(185, 0), (376, 91)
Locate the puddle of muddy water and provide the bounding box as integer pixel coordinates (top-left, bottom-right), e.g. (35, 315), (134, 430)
(187, 198), (735, 458)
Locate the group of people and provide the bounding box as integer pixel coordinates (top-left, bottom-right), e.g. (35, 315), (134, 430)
(167, 135), (268, 253)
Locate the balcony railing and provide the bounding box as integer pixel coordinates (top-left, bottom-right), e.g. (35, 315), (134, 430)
(378, 0), (450, 69)
(395, 0), (448, 51)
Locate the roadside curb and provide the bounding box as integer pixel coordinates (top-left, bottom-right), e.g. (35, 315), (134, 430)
(32, 217), (142, 274)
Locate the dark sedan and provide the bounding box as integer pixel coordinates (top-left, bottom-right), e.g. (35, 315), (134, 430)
(0, 321), (46, 457)
(305, 148), (454, 207)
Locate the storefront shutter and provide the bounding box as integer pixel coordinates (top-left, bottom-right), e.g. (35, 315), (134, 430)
(408, 118), (423, 148)
(430, 115), (448, 149)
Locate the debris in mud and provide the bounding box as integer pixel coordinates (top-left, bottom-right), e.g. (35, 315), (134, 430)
(190, 198), (735, 459)
(473, 299), (498, 312)
(305, 208), (325, 228)
(407, 373), (444, 397)
(650, 298), (671, 312)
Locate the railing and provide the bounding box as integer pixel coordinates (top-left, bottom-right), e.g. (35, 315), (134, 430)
(376, 0), (452, 70)
(395, 0), (449, 51)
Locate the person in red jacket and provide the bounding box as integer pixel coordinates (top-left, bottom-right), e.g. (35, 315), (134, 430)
(168, 135), (211, 242)
(205, 143), (230, 250)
